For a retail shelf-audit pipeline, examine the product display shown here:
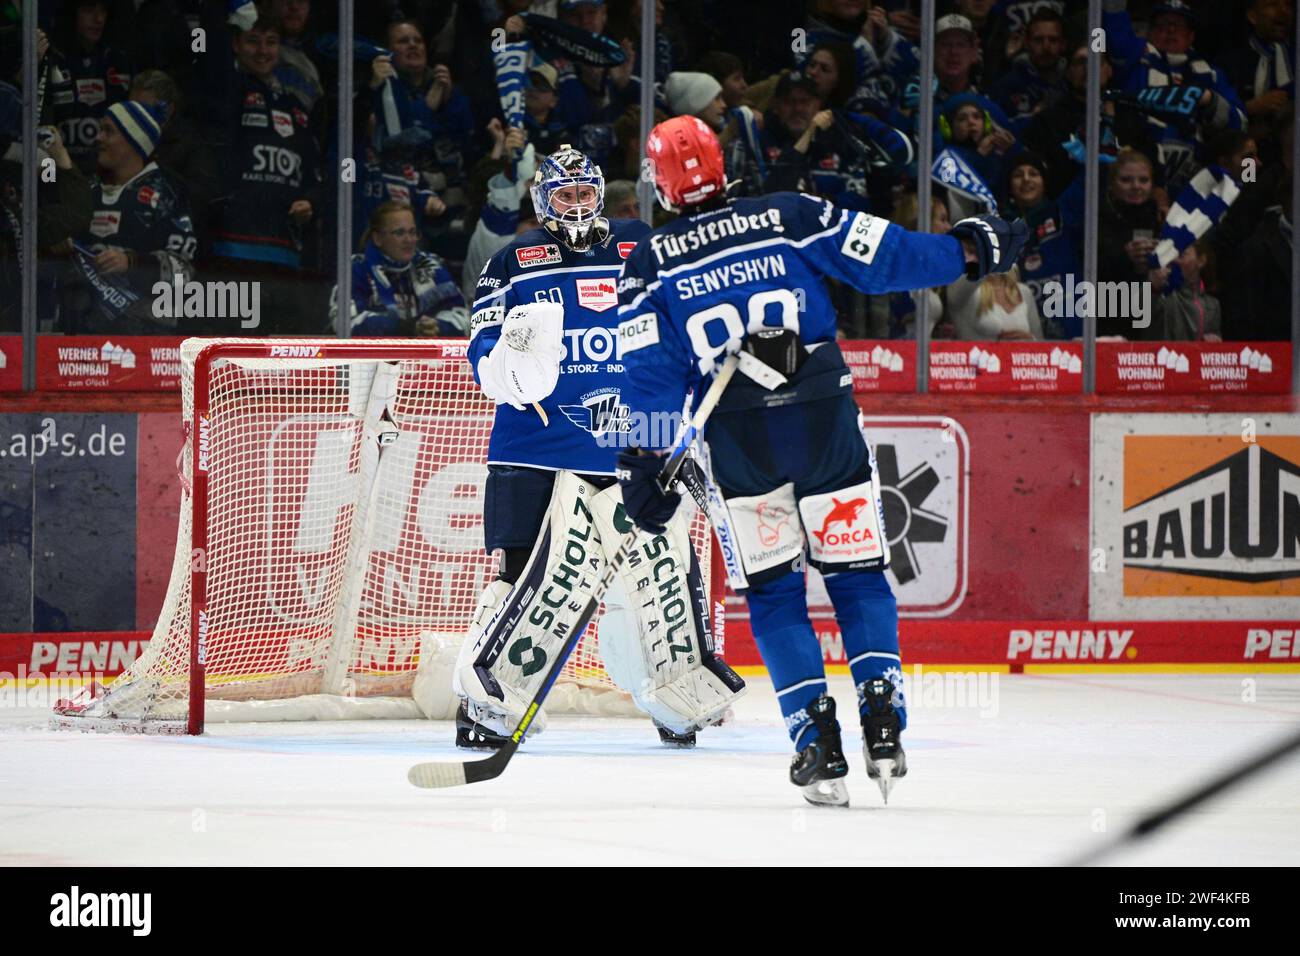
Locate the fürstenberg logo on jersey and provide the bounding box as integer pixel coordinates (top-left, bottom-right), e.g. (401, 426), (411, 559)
(646, 208), (784, 264)
(152, 273), (261, 329)
(49, 886), (151, 936)
(1091, 414), (1300, 619)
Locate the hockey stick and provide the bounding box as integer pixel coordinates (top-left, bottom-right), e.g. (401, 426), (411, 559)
(1064, 723), (1300, 866)
(408, 352), (740, 789)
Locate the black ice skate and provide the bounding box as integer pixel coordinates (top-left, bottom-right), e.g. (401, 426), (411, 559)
(860, 678), (908, 804)
(655, 722), (697, 748)
(455, 700), (508, 751)
(789, 694), (850, 807)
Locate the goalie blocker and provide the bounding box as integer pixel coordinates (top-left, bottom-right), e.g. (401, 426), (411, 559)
(453, 470), (744, 741)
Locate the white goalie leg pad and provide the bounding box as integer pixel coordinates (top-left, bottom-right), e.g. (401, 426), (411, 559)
(452, 471), (607, 735)
(448, 578), (550, 735)
(589, 484), (745, 735)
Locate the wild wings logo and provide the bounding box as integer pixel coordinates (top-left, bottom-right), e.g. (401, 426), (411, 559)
(559, 388), (629, 437)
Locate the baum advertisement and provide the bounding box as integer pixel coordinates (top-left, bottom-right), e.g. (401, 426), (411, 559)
(1091, 414), (1300, 618)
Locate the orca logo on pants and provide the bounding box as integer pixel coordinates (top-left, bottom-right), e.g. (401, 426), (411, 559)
(508, 636), (547, 677)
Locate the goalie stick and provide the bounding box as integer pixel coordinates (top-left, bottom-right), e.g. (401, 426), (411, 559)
(408, 352), (740, 789)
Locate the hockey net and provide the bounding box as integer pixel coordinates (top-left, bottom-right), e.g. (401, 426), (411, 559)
(53, 338), (722, 734)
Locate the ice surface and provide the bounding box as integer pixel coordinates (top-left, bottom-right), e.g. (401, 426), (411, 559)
(2, 674), (1298, 866)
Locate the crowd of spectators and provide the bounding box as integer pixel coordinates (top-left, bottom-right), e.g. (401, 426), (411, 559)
(0, 0), (1293, 343)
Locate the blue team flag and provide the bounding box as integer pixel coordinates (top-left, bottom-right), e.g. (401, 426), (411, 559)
(932, 148), (998, 212)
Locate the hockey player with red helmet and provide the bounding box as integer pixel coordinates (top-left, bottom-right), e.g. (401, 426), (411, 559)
(615, 115), (1027, 806)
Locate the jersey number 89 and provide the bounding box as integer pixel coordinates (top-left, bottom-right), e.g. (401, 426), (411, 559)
(684, 288), (801, 373)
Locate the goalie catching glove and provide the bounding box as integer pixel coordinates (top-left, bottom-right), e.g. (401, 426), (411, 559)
(948, 214), (1029, 280)
(476, 301), (565, 409)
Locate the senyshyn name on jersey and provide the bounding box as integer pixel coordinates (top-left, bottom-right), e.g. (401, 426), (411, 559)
(647, 207), (784, 264)
(674, 253), (788, 301)
(560, 388), (629, 436)
(50, 886), (151, 936)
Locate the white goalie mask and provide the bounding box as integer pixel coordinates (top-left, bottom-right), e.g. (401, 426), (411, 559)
(531, 145), (607, 252)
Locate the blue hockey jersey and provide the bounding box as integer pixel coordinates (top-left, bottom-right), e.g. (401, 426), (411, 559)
(615, 192), (968, 441)
(469, 218), (651, 475)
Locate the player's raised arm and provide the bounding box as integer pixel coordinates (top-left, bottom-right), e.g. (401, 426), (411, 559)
(789, 192), (1029, 296)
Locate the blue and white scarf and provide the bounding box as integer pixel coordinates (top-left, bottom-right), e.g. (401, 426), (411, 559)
(1150, 164), (1240, 292)
(932, 148), (998, 212)
(494, 40), (531, 134)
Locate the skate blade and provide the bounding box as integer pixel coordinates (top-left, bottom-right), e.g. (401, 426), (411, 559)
(873, 758), (900, 805)
(800, 778), (850, 808)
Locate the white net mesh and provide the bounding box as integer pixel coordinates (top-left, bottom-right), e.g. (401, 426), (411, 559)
(61, 339), (717, 730)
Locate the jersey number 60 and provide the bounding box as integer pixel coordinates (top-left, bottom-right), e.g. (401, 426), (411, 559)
(684, 288), (801, 373)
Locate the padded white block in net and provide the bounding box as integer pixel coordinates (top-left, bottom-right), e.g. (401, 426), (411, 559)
(55, 339), (717, 732)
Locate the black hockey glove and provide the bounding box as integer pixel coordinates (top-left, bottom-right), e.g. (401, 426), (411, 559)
(616, 447), (681, 535)
(948, 215), (1029, 280)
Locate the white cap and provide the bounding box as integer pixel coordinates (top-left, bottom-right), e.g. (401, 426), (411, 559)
(936, 13), (976, 36)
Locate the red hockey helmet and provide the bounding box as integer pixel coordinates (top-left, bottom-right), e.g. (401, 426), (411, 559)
(646, 115), (725, 211)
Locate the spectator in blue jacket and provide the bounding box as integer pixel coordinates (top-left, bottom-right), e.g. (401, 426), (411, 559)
(333, 201), (468, 337)
(1101, 0), (1248, 191)
(988, 8), (1067, 134)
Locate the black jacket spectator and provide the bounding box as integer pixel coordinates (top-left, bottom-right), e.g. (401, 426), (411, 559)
(1220, 204), (1292, 341)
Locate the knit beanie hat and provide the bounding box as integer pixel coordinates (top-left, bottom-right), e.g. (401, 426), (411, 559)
(106, 100), (167, 161)
(664, 72), (723, 118)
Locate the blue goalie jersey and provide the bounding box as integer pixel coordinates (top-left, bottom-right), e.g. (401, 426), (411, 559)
(469, 219), (651, 475)
(615, 192), (970, 438)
